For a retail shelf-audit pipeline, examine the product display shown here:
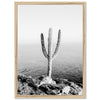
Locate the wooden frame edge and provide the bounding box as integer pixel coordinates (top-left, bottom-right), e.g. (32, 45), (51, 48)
(15, 1), (86, 5)
(15, 94), (86, 99)
(83, 2), (86, 98)
(14, 2), (18, 98)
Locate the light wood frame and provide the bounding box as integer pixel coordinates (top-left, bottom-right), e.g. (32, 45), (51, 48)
(15, 2), (86, 98)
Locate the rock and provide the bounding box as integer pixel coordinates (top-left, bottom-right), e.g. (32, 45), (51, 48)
(18, 82), (35, 95)
(70, 82), (82, 95)
(62, 79), (71, 85)
(39, 77), (56, 86)
(78, 89), (83, 95)
(39, 84), (61, 95)
(18, 74), (27, 83)
(70, 87), (78, 95)
(62, 86), (70, 95)
(17, 74), (83, 95)
(54, 78), (71, 86)
(39, 84), (49, 94)
(26, 78), (37, 91)
(38, 75), (46, 81)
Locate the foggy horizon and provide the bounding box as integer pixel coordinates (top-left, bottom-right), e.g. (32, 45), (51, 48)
(18, 5), (83, 44)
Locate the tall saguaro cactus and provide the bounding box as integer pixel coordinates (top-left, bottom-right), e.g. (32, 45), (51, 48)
(40, 28), (61, 78)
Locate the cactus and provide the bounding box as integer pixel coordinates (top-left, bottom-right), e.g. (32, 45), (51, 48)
(40, 28), (61, 78)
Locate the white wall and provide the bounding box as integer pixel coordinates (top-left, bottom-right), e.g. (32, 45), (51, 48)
(0, 0), (100, 100)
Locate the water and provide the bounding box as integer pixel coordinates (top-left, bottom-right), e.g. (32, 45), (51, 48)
(18, 43), (83, 84)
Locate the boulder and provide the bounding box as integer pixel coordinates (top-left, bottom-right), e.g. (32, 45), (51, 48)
(62, 86), (70, 95)
(39, 77), (56, 86)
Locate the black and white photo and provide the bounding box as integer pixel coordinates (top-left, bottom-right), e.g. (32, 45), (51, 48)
(15, 2), (86, 98)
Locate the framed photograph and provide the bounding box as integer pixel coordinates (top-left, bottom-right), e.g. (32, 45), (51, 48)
(15, 2), (86, 98)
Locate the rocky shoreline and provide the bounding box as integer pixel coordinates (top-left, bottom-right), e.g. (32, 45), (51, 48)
(17, 74), (83, 95)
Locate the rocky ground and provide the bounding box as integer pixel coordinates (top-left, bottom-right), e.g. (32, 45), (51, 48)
(17, 73), (83, 95)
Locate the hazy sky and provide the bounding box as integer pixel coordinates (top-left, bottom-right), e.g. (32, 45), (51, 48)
(18, 5), (83, 44)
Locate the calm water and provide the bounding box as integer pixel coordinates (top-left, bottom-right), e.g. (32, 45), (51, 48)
(18, 43), (83, 83)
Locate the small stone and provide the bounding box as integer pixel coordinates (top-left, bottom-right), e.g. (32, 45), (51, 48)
(39, 77), (56, 86)
(78, 89), (83, 95)
(62, 86), (70, 94)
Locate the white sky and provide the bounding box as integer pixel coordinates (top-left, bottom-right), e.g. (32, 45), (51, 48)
(18, 5), (83, 44)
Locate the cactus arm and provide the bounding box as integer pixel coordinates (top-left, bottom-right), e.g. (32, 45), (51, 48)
(52, 29), (61, 58)
(40, 33), (48, 58)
